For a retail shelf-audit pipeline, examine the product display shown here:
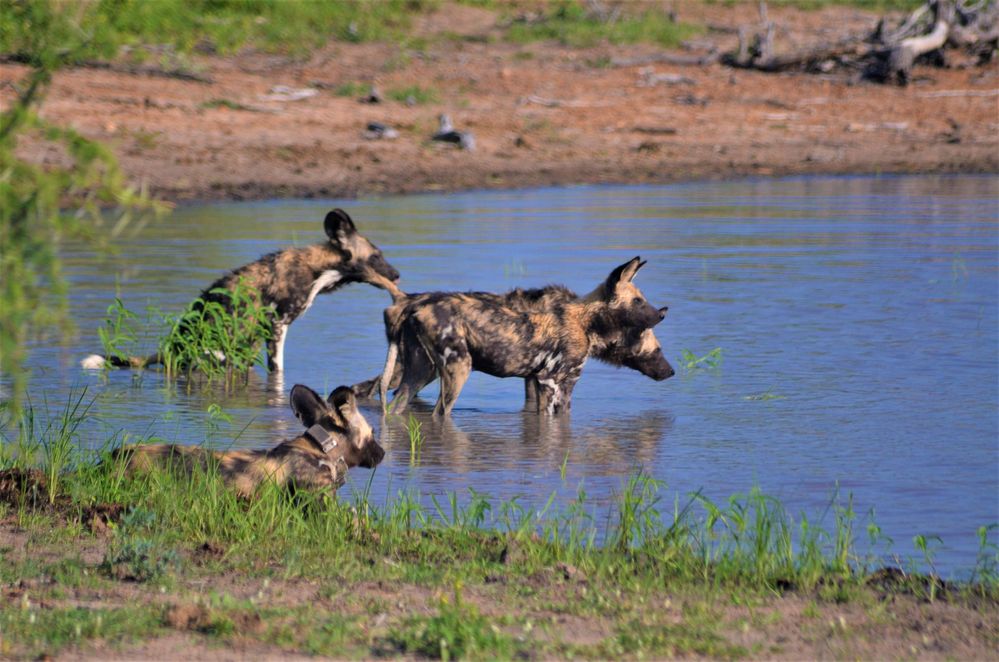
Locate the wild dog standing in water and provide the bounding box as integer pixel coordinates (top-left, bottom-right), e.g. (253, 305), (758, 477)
(370, 257), (672, 417)
(352, 275), (673, 409)
(113, 385), (384, 498)
(81, 209), (400, 373)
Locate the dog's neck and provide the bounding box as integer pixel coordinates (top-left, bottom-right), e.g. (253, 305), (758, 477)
(303, 423), (339, 454)
(580, 301), (630, 353)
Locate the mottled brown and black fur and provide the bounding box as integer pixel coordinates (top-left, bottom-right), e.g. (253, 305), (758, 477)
(113, 385), (385, 498)
(82, 209), (400, 372)
(370, 257), (671, 417)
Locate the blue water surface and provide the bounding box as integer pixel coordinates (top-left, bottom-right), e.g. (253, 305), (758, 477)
(10, 174), (998, 576)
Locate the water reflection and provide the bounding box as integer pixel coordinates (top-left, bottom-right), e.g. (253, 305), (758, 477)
(376, 405), (673, 479)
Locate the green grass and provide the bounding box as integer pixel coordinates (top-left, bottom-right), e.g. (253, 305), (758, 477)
(331, 81), (370, 98)
(96, 277), (274, 384)
(0, 0), (443, 60)
(386, 84), (440, 105)
(198, 98), (255, 112)
(1, 399), (996, 657)
(506, 1), (702, 49)
(406, 413), (425, 465)
(681, 347), (723, 372)
(0, 605), (165, 659)
(388, 585), (524, 660)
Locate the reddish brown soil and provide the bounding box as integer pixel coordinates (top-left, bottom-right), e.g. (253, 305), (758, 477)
(3, 2), (996, 203)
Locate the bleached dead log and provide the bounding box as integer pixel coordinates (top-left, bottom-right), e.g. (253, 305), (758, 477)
(880, 0), (955, 84)
(723, 0), (995, 83)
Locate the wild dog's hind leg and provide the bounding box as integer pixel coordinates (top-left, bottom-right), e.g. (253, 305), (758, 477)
(395, 338), (435, 401)
(434, 355), (471, 418)
(388, 321), (437, 413)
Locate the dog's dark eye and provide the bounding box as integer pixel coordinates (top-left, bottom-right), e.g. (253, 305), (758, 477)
(632, 297), (642, 306)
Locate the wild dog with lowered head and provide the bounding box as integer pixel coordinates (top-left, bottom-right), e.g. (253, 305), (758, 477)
(81, 209), (400, 372)
(113, 385), (385, 498)
(351, 276), (673, 408)
(374, 257), (670, 417)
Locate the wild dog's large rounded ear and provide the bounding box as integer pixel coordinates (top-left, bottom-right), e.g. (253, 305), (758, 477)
(603, 256), (644, 294)
(328, 385), (359, 421)
(290, 384), (327, 427)
(324, 209), (357, 241)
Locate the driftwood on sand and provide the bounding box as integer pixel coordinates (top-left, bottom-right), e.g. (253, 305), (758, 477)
(722, 0), (997, 85)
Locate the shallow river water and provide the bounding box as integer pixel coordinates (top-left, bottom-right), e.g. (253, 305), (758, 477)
(11, 174), (999, 576)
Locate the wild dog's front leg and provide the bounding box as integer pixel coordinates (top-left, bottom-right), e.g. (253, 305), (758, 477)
(535, 374), (578, 415)
(523, 378), (539, 411)
(378, 342), (399, 413)
(267, 321), (288, 372)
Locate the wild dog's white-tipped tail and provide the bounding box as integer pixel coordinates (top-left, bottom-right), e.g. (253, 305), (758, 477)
(80, 354), (108, 370)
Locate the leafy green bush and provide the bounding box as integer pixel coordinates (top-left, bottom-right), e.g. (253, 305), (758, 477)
(158, 277), (275, 384)
(0, 2), (163, 408)
(100, 508), (180, 582)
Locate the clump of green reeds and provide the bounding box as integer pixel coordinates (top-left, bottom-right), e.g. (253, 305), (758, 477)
(97, 298), (140, 369)
(95, 277), (274, 385)
(159, 277), (274, 384)
(0, 389), (95, 505)
(406, 413), (424, 465)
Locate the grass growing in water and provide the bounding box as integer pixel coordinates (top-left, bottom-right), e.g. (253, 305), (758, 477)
(406, 413), (425, 465)
(96, 277), (274, 386)
(159, 277), (274, 383)
(97, 298), (139, 369)
(681, 347), (723, 372)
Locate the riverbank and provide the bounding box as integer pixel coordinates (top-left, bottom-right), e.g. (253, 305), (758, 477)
(1, 457), (997, 660)
(3, 1), (996, 203)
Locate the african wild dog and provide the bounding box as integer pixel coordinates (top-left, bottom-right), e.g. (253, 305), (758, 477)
(81, 209), (400, 372)
(370, 257), (671, 417)
(113, 384), (384, 498)
(351, 276), (673, 409)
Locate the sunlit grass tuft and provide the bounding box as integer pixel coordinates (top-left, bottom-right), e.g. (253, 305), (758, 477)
(506, 2), (701, 48)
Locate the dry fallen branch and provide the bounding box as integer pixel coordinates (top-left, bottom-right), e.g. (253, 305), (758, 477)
(722, 0), (997, 85)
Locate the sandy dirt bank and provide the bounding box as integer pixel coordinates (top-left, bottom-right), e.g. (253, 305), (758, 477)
(3, 2), (997, 203)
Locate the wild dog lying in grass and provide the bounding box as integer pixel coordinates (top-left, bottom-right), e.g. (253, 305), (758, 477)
(82, 209), (400, 373)
(367, 257), (672, 417)
(113, 385), (384, 498)
(352, 274), (674, 410)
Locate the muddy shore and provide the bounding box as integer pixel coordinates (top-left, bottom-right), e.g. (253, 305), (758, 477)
(3, 2), (996, 203)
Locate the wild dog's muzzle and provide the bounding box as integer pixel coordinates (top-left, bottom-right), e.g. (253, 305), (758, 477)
(359, 440), (386, 468)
